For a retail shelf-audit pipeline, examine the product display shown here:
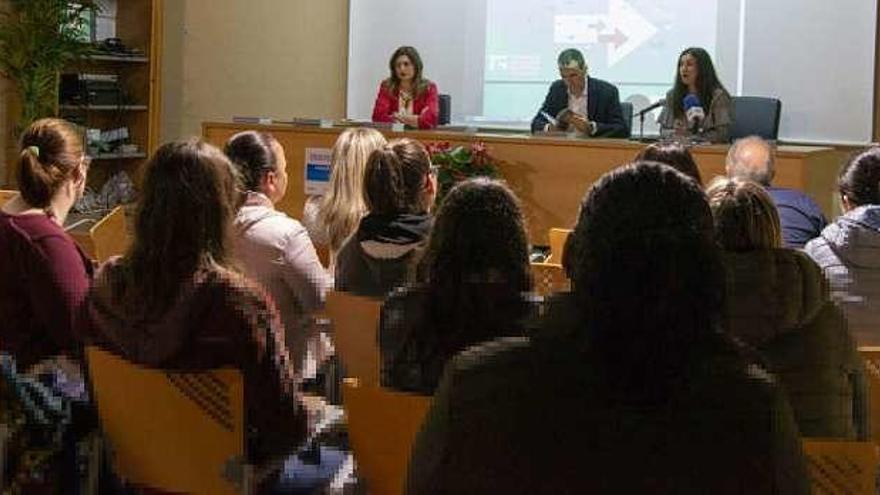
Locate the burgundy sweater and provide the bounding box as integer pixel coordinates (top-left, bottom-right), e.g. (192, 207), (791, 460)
(78, 259), (307, 464)
(0, 211), (92, 369)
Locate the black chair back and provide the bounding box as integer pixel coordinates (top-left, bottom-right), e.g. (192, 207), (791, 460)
(438, 94), (451, 125)
(729, 96), (782, 141)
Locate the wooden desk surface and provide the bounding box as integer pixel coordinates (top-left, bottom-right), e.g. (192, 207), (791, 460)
(203, 122), (838, 245)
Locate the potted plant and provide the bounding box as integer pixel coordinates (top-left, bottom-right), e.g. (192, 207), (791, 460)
(426, 141), (501, 204)
(0, 0), (97, 134)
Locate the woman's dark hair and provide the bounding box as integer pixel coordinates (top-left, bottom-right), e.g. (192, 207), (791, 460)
(224, 130), (278, 192)
(636, 142), (702, 186)
(384, 46), (429, 97)
(672, 47), (727, 120)
(17, 118), (84, 208)
(402, 178), (532, 382)
(122, 139), (240, 315)
(364, 138), (432, 215)
(420, 177), (531, 291)
(838, 146), (880, 206)
(561, 161), (725, 401)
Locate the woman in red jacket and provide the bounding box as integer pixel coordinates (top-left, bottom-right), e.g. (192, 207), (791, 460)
(371, 46), (439, 129)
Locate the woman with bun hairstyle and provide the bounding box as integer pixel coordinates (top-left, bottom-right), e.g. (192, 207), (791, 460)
(0, 118), (92, 369)
(335, 138), (437, 297)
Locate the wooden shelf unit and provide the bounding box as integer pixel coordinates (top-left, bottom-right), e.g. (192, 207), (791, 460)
(3, 1), (162, 188)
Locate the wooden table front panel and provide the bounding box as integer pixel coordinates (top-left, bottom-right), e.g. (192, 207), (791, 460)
(203, 123), (837, 245)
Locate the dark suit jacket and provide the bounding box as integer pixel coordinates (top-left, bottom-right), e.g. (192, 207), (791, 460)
(531, 77), (627, 137)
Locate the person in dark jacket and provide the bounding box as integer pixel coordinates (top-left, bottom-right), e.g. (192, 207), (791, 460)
(407, 162), (809, 494)
(707, 176), (867, 440)
(379, 178), (538, 395)
(726, 136), (827, 248)
(335, 138), (436, 298)
(531, 48), (627, 137)
(806, 147), (880, 345)
(78, 139), (307, 468)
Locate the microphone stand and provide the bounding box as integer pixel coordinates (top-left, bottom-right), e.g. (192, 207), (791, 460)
(639, 112), (646, 142)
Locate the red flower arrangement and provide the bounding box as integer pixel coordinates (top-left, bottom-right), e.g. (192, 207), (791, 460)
(426, 141), (500, 204)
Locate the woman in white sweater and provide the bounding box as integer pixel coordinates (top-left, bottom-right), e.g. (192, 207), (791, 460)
(225, 130), (333, 379)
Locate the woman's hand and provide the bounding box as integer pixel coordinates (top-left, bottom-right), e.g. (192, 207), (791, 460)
(394, 113), (420, 128)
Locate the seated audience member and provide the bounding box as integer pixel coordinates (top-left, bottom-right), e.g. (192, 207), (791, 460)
(0, 118), (92, 369)
(407, 162), (808, 494)
(727, 135), (827, 248)
(335, 138), (436, 298)
(302, 127), (387, 265)
(371, 46), (439, 130)
(635, 141), (703, 185)
(78, 139), (306, 466)
(707, 177), (867, 439)
(531, 48), (627, 137)
(225, 131), (333, 379)
(380, 178), (537, 395)
(806, 147), (880, 345)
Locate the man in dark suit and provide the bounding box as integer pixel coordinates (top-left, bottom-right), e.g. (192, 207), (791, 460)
(531, 48), (628, 138)
(726, 136), (827, 248)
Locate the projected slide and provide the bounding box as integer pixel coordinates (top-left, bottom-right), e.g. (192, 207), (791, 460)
(483, 0), (718, 122)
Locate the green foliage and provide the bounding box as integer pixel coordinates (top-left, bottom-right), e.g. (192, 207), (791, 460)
(0, 0), (97, 134)
(427, 141), (500, 205)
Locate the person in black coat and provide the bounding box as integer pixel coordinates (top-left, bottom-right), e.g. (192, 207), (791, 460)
(531, 48), (627, 138)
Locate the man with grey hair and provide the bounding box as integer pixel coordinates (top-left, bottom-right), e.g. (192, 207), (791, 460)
(531, 48), (627, 137)
(726, 135), (827, 248)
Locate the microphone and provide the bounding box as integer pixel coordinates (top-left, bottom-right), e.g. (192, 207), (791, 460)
(637, 98), (666, 117)
(683, 94), (705, 133)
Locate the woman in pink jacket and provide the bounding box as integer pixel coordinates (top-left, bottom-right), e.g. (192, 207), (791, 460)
(371, 46), (439, 130)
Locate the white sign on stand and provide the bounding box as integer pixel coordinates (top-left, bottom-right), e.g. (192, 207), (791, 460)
(304, 148), (332, 195)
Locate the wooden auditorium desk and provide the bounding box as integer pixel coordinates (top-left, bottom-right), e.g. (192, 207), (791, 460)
(203, 122), (838, 245)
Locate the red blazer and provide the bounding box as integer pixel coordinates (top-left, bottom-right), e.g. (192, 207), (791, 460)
(371, 80), (439, 129)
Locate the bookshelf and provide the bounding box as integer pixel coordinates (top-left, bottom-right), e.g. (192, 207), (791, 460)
(56, 0), (163, 190)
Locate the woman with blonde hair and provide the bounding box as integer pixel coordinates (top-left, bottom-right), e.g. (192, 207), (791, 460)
(302, 127), (387, 262)
(707, 176), (867, 440)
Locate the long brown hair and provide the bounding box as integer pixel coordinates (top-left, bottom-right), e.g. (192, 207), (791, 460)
(417, 177), (532, 349)
(17, 118), (84, 208)
(122, 139), (240, 314)
(384, 46), (430, 97)
(706, 177), (782, 251)
(364, 138), (432, 215)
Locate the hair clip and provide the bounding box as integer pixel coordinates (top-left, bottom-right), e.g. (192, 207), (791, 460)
(26, 145), (40, 157)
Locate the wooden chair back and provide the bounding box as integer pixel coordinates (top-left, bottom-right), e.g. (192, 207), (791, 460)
(0, 189), (16, 205)
(86, 347), (248, 495)
(859, 346), (880, 446)
(89, 206), (129, 263)
(67, 206), (130, 263)
(546, 228), (572, 264)
(802, 438), (879, 494)
(530, 262), (570, 297)
(325, 291), (382, 386)
(342, 379), (431, 495)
